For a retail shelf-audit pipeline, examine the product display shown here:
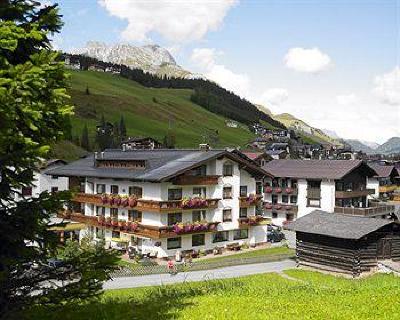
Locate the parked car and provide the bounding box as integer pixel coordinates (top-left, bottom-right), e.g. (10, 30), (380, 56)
(269, 229), (285, 243)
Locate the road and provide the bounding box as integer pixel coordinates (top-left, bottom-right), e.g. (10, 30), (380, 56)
(104, 259), (296, 290)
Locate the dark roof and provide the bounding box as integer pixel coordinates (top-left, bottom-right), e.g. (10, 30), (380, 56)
(47, 149), (270, 182)
(286, 210), (394, 239)
(38, 159), (67, 170)
(368, 164), (398, 178)
(263, 159), (377, 179)
(122, 136), (161, 144)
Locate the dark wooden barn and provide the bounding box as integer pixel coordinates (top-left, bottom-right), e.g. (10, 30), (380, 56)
(287, 210), (400, 277)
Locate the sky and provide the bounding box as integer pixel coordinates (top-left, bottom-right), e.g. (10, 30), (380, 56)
(52, 0), (399, 144)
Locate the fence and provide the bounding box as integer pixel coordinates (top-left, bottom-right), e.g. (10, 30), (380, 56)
(111, 253), (294, 278)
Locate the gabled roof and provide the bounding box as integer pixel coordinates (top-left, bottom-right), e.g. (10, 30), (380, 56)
(263, 159), (377, 179)
(368, 164), (398, 178)
(46, 149), (270, 182)
(286, 210), (395, 240)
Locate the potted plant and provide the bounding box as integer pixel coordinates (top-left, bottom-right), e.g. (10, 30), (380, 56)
(275, 187), (282, 193)
(97, 215), (105, 225)
(121, 196), (129, 207)
(285, 205), (292, 210)
(101, 193), (108, 204)
(105, 216), (111, 226)
(118, 219), (125, 228)
(264, 186), (273, 193)
(109, 195), (115, 206)
(265, 203), (273, 209)
(128, 195), (137, 207)
(114, 195), (122, 206)
(274, 204), (282, 210)
(111, 218), (118, 226)
(285, 187), (292, 194)
(173, 223), (184, 234)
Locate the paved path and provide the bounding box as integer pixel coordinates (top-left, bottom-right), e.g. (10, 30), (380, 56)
(104, 259), (296, 290)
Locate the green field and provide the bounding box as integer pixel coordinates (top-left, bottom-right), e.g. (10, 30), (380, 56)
(68, 70), (255, 148)
(22, 270), (400, 320)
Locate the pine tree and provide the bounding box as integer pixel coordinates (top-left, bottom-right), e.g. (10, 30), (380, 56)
(119, 115), (127, 141)
(80, 124), (90, 151)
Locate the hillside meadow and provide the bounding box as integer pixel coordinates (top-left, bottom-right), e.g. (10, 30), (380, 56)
(68, 70), (255, 148)
(20, 270), (400, 320)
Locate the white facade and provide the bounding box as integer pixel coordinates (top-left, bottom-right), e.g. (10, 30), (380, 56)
(366, 177), (380, 199)
(77, 156), (267, 258)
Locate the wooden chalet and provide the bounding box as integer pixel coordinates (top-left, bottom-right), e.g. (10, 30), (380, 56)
(287, 210), (400, 277)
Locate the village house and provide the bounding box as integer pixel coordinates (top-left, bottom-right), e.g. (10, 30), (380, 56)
(287, 211), (400, 277)
(238, 151), (273, 167)
(47, 149), (271, 258)
(367, 164), (399, 200)
(262, 160), (396, 226)
(121, 137), (163, 151)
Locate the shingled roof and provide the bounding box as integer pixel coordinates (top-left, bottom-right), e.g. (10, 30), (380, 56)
(286, 210), (395, 240)
(263, 159), (377, 179)
(47, 149), (270, 182)
(368, 163), (398, 178)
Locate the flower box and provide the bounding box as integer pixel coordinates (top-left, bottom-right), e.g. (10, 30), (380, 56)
(182, 197), (208, 209)
(274, 188), (282, 193)
(285, 205), (292, 210)
(128, 196), (137, 207)
(285, 188), (293, 194)
(101, 194), (109, 204)
(121, 197), (129, 207)
(274, 204), (282, 210)
(264, 186), (273, 193)
(265, 203), (273, 209)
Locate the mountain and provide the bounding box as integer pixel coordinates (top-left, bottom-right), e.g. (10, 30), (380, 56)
(322, 128), (340, 139)
(257, 105), (341, 145)
(345, 139), (375, 154)
(359, 140), (379, 150)
(71, 41), (196, 79)
(67, 70), (256, 149)
(376, 137), (400, 155)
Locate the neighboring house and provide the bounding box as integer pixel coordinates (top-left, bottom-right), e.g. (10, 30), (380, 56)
(367, 164), (399, 200)
(47, 149), (271, 258)
(121, 137), (162, 150)
(266, 149), (287, 160)
(240, 151), (273, 167)
(12, 159), (69, 201)
(225, 120), (238, 128)
(287, 210), (400, 277)
(250, 137), (270, 149)
(262, 159), (396, 226)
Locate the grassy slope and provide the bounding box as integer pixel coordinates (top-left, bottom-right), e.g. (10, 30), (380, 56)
(68, 70), (255, 148)
(23, 270), (400, 319)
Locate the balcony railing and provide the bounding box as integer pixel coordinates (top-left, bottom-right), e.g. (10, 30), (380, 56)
(264, 186), (298, 195)
(333, 202), (395, 217)
(72, 193), (219, 212)
(59, 212), (220, 238)
(238, 216), (271, 226)
(239, 194), (263, 207)
(264, 202), (298, 213)
(379, 185), (398, 193)
(172, 175), (220, 185)
(335, 189), (375, 199)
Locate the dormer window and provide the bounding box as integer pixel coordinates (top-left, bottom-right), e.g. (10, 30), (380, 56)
(223, 162), (233, 176)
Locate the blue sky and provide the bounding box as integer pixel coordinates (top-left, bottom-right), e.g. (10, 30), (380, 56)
(53, 0), (399, 143)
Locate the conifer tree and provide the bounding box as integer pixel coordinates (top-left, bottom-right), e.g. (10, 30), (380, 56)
(80, 124), (90, 151)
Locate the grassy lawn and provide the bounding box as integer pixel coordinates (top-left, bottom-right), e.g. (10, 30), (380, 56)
(68, 70), (255, 148)
(21, 270), (400, 320)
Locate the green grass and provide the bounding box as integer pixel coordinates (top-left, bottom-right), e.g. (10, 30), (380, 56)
(48, 140), (88, 161)
(21, 270), (400, 320)
(68, 70), (255, 148)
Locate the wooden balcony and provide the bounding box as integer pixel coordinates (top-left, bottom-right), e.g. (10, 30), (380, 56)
(264, 203), (298, 213)
(172, 175), (220, 185)
(333, 203), (395, 217)
(238, 216), (271, 227)
(60, 212), (220, 239)
(379, 185), (398, 193)
(264, 186), (298, 195)
(335, 189), (375, 199)
(239, 195), (263, 207)
(72, 192), (219, 212)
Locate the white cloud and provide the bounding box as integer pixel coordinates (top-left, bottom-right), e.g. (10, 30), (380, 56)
(284, 47), (332, 73)
(190, 48), (249, 97)
(259, 88), (289, 106)
(373, 66), (400, 106)
(336, 93), (358, 105)
(99, 0), (237, 43)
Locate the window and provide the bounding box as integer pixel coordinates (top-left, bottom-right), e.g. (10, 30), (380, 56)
(192, 234), (205, 246)
(192, 210), (206, 222)
(291, 179), (298, 189)
(307, 180), (321, 208)
(129, 186), (143, 198)
(96, 206), (105, 216)
(96, 184), (106, 194)
(191, 165), (206, 176)
(223, 162), (233, 176)
(272, 194), (278, 204)
(286, 214), (294, 221)
(51, 175), (58, 180)
(21, 187), (32, 196)
(112, 231), (120, 238)
(233, 229), (248, 240)
(213, 231), (229, 243)
(281, 179), (288, 188)
(51, 187), (58, 194)
(282, 195), (288, 203)
(128, 210), (142, 222)
(168, 212), (182, 225)
(256, 182), (263, 195)
(110, 208), (118, 219)
(167, 237), (182, 249)
(223, 209), (232, 222)
(239, 207), (248, 218)
(290, 195), (297, 204)
(223, 186), (233, 199)
(240, 186), (248, 197)
(272, 212), (278, 219)
(168, 188), (182, 201)
(110, 185), (119, 194)
(193, 187), (206, 198)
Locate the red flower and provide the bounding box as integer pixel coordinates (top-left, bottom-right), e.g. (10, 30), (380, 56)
(285, 188), (292, 194)
(275, 188), (282, 193)
(265, 186), (273, 193)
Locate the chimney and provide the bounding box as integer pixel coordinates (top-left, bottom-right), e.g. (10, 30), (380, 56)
(199, 143), (210, 151)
